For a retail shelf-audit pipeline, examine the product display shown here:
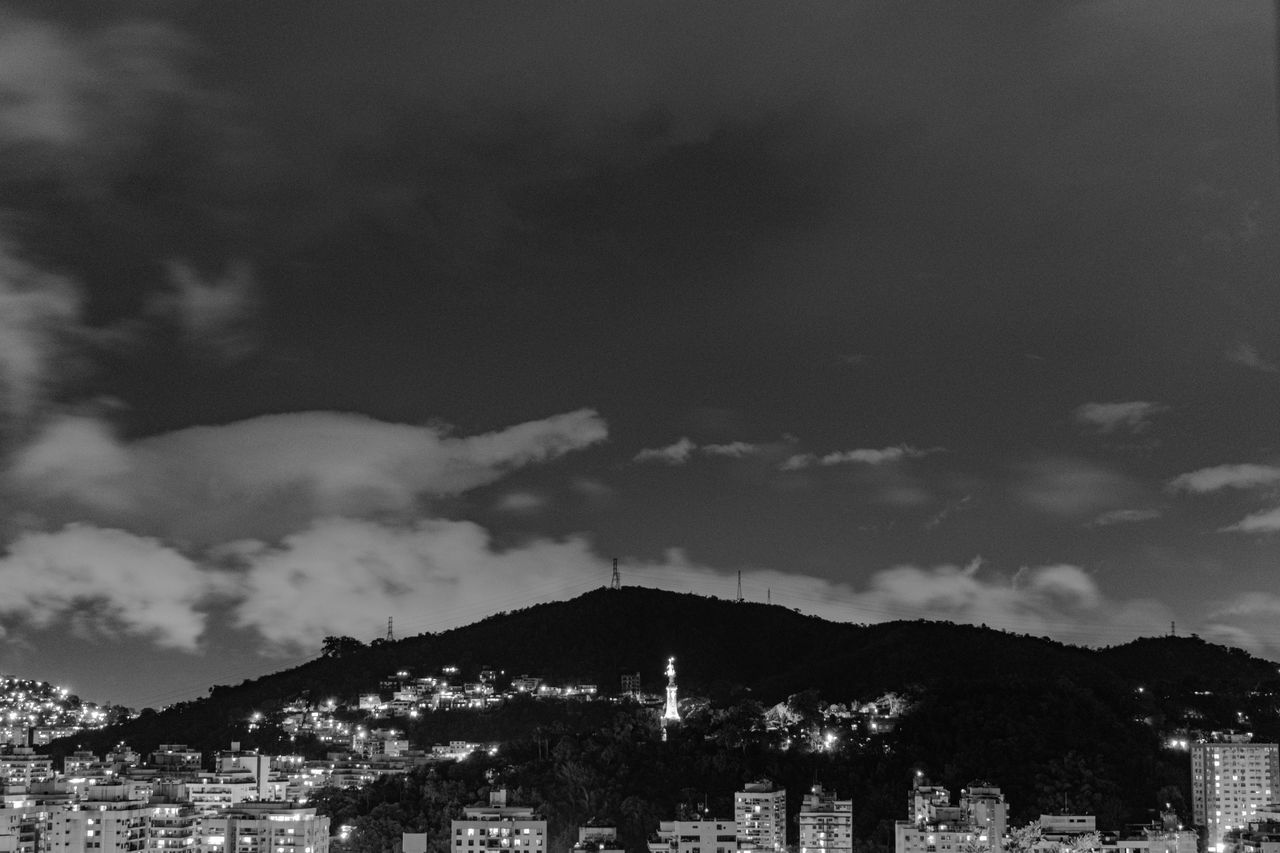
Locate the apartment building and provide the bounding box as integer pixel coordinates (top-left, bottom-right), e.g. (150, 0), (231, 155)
(1191, 742), (1279, 851)
(798, 786), (852, 853)
(736, 781), (785, 853)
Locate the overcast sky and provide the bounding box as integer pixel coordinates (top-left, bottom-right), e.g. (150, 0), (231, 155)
(1, 1), (1279, 707)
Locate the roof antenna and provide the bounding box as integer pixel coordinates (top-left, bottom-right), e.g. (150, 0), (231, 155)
(611, 557), (621, 591)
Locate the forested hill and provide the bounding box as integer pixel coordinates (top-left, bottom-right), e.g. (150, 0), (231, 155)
(54, 586), (1280, 759)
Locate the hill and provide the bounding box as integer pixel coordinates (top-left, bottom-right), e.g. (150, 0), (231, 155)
(47, 586), (1280, 842)
(56, 587), (1280, 756)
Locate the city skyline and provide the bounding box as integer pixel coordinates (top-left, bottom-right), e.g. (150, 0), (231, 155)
(0, 1), (1278, 706)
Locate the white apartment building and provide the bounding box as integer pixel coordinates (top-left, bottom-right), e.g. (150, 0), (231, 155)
(0, 748), (54, 788)
(736, 781), (785, 853)
(200, 803), (328, 853)
(1191, 742), (1280, 851)
(649, 820), (737, 853)
(798, 786), (852, 853)
(47, 799), (161, 853)
(451, 790), (546, 853)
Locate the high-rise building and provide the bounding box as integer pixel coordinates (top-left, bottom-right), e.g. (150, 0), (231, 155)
(798, 785), (852, 853)
(1191, 742), (1280, 851)
(451, 790), (546, 853)
(736, 781), (785, 853)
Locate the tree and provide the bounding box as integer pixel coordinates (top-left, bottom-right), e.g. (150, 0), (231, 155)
(323, 636), (368, 659)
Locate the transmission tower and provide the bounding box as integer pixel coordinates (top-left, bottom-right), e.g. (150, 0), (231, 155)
(611, 557), (621, 590)
(736, 571), (743, 603)
(386, 617), (395, 642)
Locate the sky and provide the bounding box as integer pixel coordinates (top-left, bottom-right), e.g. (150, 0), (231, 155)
(1, 0), (1279, 707)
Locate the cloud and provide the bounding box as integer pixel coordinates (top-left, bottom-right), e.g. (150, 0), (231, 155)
(7, 408), (607, 544)
(151, 260), (260, 361)
(735, 559), (1168, 643)
(1089, 508), (1162, 527)
(702, 441), (760, 458)
(1011, 457), (1143, 520)
(0, 245), (82, 426)
(634, 437), (696, 464)
(781, 444), (933, 471)
(1202, 593), (1280, 658)
(228, 517), (616, 650)
(633, 437), (767, 464)
(1073, 401), (1168, 434)
(0, 524), (216, 649)
(0, 12), (190, 156)
(1226, 342), (1279, 373)
(219, 518), (1168, 652)
(1168, 463), (1280, 494)
(494, 491), (546, 513)
(1219, 507), (1280, 534)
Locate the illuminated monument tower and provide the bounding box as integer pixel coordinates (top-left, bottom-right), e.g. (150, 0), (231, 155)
(663, 657), (681, 723)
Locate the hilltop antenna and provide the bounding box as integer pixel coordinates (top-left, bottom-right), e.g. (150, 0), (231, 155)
(611, 557), (621, 591)
(386, 617), (395, 642)
(767, 588), (771, 605)
(1170, 621), (1176, 637)
(736, 571), (743, 603)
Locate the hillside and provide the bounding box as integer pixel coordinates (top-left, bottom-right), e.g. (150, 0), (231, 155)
(53, 587), (1280, 756)
(46, 586), (1280, 849)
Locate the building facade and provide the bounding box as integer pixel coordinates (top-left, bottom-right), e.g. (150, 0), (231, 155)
(798, 786), (852, 853)
(736, 781), (785, 853)
(451, 791), (546, 853)
(1191, 743), (1279, 851)
(649, 820), (737, 853)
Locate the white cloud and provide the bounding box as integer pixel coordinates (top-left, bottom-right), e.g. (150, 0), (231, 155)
(219, 519), (1168, 652)
(494, 491), (546, 513)
(633, 437), (698, 464)
(1202, 593), (1280, 658)
(1168, 463), (1280, 494)
(702, 441), (760, 458)
(0, 245), (81, 425)
(7, 409), (607, 544)
(1089, 508), (1162, 527)
(1220, 506), (1280, 534)
(1226, 342), (1279, 373)
(0, 12), (189, 155)
(0, 524), (216, 649)
(1073, 401), (1167, 434)
(780, 444), (932, 471)
(1012, 457), (1142, 519)
(229, 517), (611, 649)
(153, 260), (260, 361)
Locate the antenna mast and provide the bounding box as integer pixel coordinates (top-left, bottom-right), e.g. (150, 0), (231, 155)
(386, 617), (395, 642)
(736, 571), (743, 603)
(611, 557), (621, 590)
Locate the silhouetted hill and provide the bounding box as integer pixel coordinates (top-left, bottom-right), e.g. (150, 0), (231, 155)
(54, 587), (1280, 776)
(1097, 634), (1280, 689)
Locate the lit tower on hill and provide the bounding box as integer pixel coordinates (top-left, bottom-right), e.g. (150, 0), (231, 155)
(663, 657), (681, 723)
